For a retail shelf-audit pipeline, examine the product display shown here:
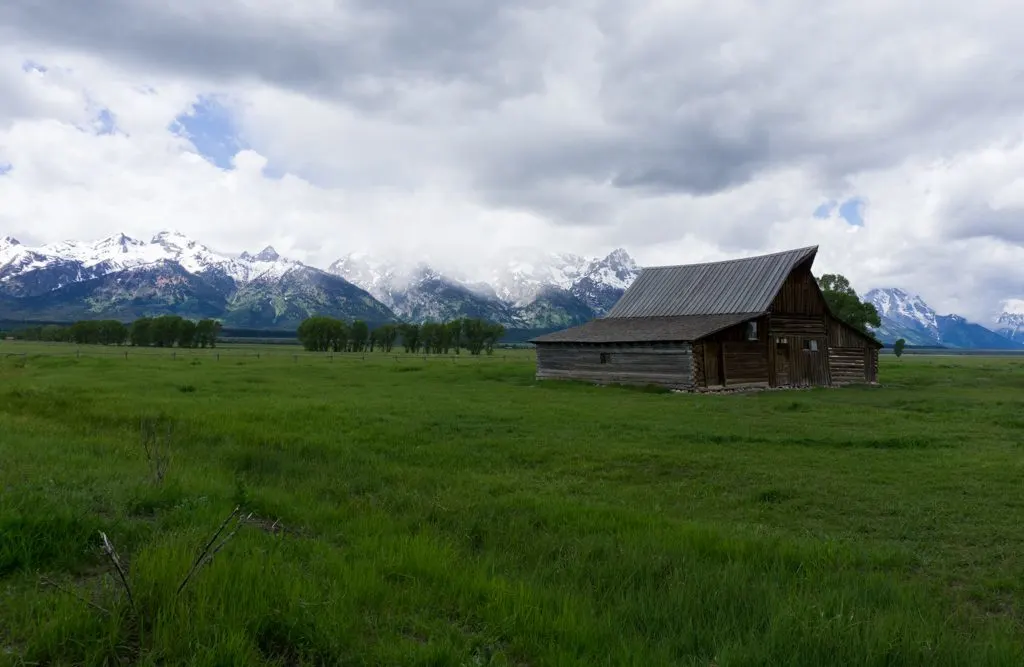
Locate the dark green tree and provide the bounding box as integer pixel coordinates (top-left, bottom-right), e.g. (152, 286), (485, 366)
(195, 319), (222, 348)
(483, 322), (505, 354)
(400, 323), (421, 353)
(446, 320), (463, 354)
(893, 338), (906, 359)
(816, 274), (881, 333)
(130, 318), (153, 347)
(96, 320), (128, 345)
(177, 320), (198, 348)
(350, 320), (369, 352)
(376, 324), (398, 352)
(150, 315), (184, 347)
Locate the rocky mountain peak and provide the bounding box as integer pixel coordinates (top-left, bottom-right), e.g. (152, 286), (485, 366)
(253, 246), (280, 262)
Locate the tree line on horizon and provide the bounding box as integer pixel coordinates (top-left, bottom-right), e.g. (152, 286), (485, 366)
(7, 315), (223, 348)
(296, 316), (506, 355)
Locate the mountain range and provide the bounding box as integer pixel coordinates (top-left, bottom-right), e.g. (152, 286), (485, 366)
(1, 231), (1021, 348)
(865, 289), (1023, 350)
(0, 232), (639, 330)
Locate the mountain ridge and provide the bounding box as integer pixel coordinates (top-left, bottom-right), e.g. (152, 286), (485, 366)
(3, 231), (1021, 348)
(865, 288), (1022, 350)
(1, 231), (641, 329)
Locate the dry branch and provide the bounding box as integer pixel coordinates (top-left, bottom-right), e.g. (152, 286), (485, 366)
(99, 531), (136, 613)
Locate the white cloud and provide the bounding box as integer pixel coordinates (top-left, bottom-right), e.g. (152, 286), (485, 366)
(0, 1), (1023, 323)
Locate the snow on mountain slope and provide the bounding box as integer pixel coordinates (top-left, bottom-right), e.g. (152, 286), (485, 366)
(866, 287), (1022, 349)
(327, 253), (404, 309)
(330, 247), (640, 324)
(571, 248), (641, 315)
(866, 287), (938, 331)
(996, 300), (1024, 343)
(0, 231), (303, 289)
(489, 250), (590, 305)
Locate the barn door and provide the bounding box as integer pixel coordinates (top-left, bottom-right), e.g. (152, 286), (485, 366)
(703, 341), (724, 387)
(791, 336), (828, 386)
(774, 337), (791, 386)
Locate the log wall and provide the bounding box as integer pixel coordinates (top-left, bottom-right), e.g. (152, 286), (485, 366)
(692, 342), (706, 386)
(828, 347), (871, 385)
(535, 344), (695, 389)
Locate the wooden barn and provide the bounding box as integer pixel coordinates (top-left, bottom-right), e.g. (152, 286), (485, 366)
(531, 245), (881, 391)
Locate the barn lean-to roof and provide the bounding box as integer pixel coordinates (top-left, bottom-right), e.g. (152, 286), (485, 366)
(528, 313), (762, 344)
(531, 245), (819, 344)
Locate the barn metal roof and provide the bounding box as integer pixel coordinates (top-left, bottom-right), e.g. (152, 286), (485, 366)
(606, 245), (819, 318)
(530, 313), (761, 344)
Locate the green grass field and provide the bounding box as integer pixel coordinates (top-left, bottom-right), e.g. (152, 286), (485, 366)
(2, 342), (1024, 666)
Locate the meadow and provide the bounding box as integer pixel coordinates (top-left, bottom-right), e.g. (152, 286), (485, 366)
(2, 342), (1024, 666)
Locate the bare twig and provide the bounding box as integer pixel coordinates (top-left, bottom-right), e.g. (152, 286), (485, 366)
(40, 577), (110, 615)
(140, 417), (171, 485)
(176, 506), (248, 596)
(99, 531), (136, 613)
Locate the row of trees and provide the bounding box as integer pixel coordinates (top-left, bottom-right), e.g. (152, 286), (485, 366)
(9, 316), (222, 348)
(296, 317), (506, 355)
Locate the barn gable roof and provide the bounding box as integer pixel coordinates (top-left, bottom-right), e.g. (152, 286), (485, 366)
(606, 245), (818, 319)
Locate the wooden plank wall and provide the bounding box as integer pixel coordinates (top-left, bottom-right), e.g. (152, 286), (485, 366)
(772, 314), (826, 337)
(703, 317), (770, 386)
(536, 345), (695, 389)
(769, 266), (828, 315)
(722, 342), (770, 385)
(828, 347), (868, 384)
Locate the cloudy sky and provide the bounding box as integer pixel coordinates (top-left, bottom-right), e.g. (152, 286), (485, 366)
(1, 1), (1023, 322)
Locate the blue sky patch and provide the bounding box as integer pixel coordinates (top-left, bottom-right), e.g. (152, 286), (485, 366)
(21, 60), (47, 73)
(169, 95), (247, 170)
(0, 163), (12, 176)
(813, 197), (865, 226)
(94, 108), (117, 135)
(838, 197), (865, 226)
(813, 200), (837, 218)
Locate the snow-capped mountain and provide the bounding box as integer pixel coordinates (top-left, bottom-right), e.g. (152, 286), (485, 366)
(0, 231), (303, 292)
(570, 248), (640, 315)
(0, 231), (394, 327)
(489, 251), (590, 305)
(328, 247), (641, 327)
(996, 305), (1024, 344)
(865, 288), (1022, 349)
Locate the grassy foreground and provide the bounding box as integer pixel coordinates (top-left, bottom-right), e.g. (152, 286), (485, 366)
(2, 344), (1024, 666)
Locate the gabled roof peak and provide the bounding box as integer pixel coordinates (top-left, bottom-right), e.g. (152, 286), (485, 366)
(643, 245), (818, 271)
(606, 245), (819, 319)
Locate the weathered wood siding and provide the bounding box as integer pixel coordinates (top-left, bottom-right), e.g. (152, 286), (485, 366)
(769, 265), (828, 315)
(826, 315), (880, 384)
(771, 314), (826, 337)
(701, 316), (770, 387)
(828, 347), (870, 385)
(535, 343), (695, 389)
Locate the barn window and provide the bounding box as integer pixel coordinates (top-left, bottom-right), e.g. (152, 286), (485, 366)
(599, 352), (611, 364)
(746, 321), (758, 340)
(803, 339), (819, 352)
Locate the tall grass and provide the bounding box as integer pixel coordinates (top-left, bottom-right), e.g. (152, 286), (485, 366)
(1, 345), (1024, 665)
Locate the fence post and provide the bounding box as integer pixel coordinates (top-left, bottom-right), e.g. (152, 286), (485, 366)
(293, 354), (298, 363)
(216, 353), (220, 361)
(172, 351), (176, 361)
